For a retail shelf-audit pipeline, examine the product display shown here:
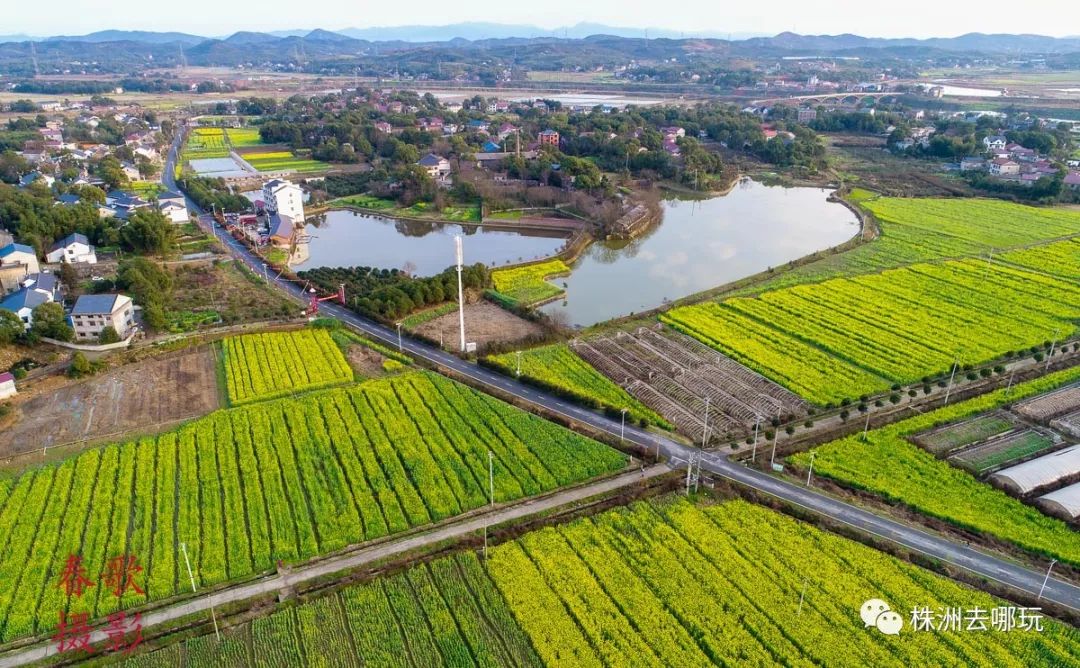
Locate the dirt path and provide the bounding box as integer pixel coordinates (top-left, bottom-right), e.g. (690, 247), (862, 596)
(0, 465), (671, 667)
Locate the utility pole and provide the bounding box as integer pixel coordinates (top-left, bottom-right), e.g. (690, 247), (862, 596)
(620, 408), (628, 443)
(396, 322), (403, 352)
(515, 350), (522, 377)
(484, 451), (494, 560)
(1046, 334), (1058, 372)
(943, 358), (959, 406)
(701, 396), (711, 447)
(862, 410), (871, 441)
(455, 235), (466, 352)
(797, 578), (809, 616)
(1038, 559), (1057, 600)
(805, 452), (816, 487)
(180, 543), (220, 641)
(752, 415), (761, 462)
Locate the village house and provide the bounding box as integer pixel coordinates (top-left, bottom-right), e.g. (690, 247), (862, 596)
(1065, 171), (1080, 191)
(1006, 143), (1037, 161)
(960, 157), (986, 172)
(417, 153), (451, 179)
(69, 294), (135, 341)
(983, 135), (1007, 151)
(374, 121), (393, 134)
(104, 191), (152, 219)
(45, 233), (97, 264)
(156, 191), (189, 224)
(0, 243), (40, 280)
(0, 286), (51, 329)
(537, 129), (560, 147)
(990, 158), (1020, 176)
(796, 108), (818, 123)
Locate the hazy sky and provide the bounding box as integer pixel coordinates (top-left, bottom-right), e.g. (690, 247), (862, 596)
(9, 0), (1080, 38)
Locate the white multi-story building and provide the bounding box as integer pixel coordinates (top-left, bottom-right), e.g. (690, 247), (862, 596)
(69, 294), (135, 341)
(262, 179), (305, 223)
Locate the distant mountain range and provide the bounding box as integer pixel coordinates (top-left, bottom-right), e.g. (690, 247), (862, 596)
(4, 24), (1077, 52)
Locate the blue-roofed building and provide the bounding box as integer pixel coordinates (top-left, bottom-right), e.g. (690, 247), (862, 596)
(482, 140), (502, 153)
(45, 233), (97, 265)
(0, 287), (51, 328)
(70, 293), (135, 341)
(21, 272), (59, 301)
(0, 243), (40, 277)
(18, 172), (55, 189)
(57, 193), (82, 207)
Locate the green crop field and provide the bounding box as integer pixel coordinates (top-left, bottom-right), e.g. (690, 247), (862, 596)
(330, 194), (397, 210)
(0, 372), (623, 644)
(490, 260), (570, 305)
(791, 365), (1080, 566)
(182, 128), (229, 160)
(122, 553), (539, 667)
(122, 498), (1078, 666)
(727, 193), (1080, 297)
(241, 150), (330, 173)
(1000, 237), (1080, 281)
(950, 430), (1059, 474)
(221, 329), (354, 404)
(486, 343), (669, 428)
(663, 248), (1080, 404)
(913, 412), (1015, 454)
(225, 127), (264, 148)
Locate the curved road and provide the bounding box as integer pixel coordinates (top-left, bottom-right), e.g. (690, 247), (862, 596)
(164, 129), (1080, 614)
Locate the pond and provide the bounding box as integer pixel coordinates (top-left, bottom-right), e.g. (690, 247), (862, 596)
(297, 180), (859, 328)
(294, 211), (568, 275)
(539, 179), (859, 327)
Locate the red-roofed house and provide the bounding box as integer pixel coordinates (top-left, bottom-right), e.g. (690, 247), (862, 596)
(1065, 171), (1080, 191)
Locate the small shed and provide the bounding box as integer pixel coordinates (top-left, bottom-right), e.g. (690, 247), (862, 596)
(0, 371), (16, 400)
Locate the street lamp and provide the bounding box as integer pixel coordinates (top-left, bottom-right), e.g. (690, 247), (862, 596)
(805, 452), (816, 487)
(396, 322), (403, 352)
(516, 350), (522, 377)
(619, 408), (628, 443)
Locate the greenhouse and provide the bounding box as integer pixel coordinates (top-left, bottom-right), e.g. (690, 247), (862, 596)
(990, 444), (1080, 495)
(1039, 482), (1080, 520)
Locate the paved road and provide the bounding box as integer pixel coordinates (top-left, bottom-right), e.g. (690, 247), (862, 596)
(0, 466), (669, 667)
(164, 129), (1080, 613)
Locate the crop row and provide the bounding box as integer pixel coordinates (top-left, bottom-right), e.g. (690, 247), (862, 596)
(0, 372), (622, 644)
(725, 194), (1080, 298)
(222, 329), (354, 405)
(487, 497), (1080, 666)
(790, 365), (1080, 566)
(109, 496), (1080, 665)
(1000, 237), (1080, 281)
(121, 553), (541, 667)
(490, 259), (570, 305)
(484, 343), (669, 428)
(663, 251), (1080, 403)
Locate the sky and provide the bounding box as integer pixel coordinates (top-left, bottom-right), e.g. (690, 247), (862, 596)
(7, 0), (1080, 38)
